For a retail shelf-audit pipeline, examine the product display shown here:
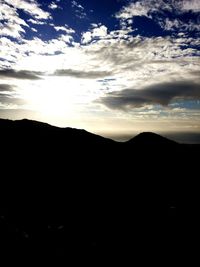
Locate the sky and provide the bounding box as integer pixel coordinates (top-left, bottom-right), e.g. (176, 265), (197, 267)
(0, 0), (200, 140)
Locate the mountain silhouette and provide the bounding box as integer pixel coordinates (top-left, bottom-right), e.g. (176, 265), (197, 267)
(0, 118), (114, 144)
(127, 132), (177, 145)
(0, 119), (199, 265)
(0, 118), (177, 146)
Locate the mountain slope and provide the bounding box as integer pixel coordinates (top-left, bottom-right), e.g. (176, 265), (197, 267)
(0, 118), (114, 145)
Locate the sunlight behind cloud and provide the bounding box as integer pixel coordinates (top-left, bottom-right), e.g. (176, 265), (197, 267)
(21, 77), (102, 119)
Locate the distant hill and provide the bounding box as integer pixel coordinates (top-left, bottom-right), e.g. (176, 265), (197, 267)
(127, 132), (177, 145)
(0, 118), (199, 265)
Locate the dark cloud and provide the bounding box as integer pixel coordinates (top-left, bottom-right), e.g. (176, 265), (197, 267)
(54, 69), (112, 79)
(0, 69), (43, 80)
(0, 84), (14, 92)
(0, 94), (25, 105)
(100, 80), (200, 109)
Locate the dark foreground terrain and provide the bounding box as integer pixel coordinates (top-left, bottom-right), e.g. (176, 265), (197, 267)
(0, 119), (199, 265)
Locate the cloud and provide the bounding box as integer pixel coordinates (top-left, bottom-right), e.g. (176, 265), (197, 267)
(0, 21), (26, 38)
(116, 0), (200, 20)
(53, 25), (75, 43)
(54, 25), (75, 34)
(115, 0), (175, 21)
(115, 0), (200, 32)
(158, 18), (200, 32)
(1, 31), (199, 89)
(81, 25), (108, 44)
(92, 25), (108, 37)
(48, 2), (58, 10)
(58, 34), (74, 43)
(0, 37), (72, 63)
(54, 69), (112, 79)
(0, 2), (29, 38)
(71, 0), (87, 19)
(0, 2), (29, 26)
(84, 35), (200, 78)
(0, 69), (43, 80)
(100, 80), (200, 110)
(160, 18), (182, 31)
(31, 27), (38, 33)
(1, 30), (199, 86)
(4, 0), (51, 20)
(0, 84), (13, 92)
(115, 0), (152, 19)
(179, 0), (200, 13)
(0, 84), (25, 107)
(90, 23), (98, 28)
(71, 0), (84, 10)
(27, 19), (46, 25)
(81, 31), (92, 44)
(0, 93), (25, 106)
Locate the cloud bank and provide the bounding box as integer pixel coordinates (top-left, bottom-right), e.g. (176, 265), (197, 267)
(0, 69), (43, 80)
(54, 69), (112, 79)
(100, 80), (200, 109)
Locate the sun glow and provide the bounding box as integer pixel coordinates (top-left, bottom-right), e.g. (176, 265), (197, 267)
(21, 77), (100, 118)
(21, 78), (76, 118)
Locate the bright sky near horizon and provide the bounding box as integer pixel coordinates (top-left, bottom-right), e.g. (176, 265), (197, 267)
(0, 0), (200, 137)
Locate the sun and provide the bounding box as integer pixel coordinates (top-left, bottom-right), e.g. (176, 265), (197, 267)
(23, 77), (81, 117)
(19, 75), (103, 125)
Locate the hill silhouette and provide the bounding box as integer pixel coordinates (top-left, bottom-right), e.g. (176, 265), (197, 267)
(128, 131), (177, 145)
(0, 119), (199, 265)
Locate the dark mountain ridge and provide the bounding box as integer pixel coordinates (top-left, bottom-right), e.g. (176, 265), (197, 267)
(0, 118), (178, 144)
(0, 118), (199, 265)
(0, 118), (114, 144)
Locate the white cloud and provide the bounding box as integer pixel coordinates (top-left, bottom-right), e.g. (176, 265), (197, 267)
(0, 1), (29, 38)
(2, 33), (199, 87)
(54, 25), (75, 34)
(0, 1), (48, 38)
(0, 2), (28, 26)
(0, 21), (26, 38)
(22, 37), (70, 55)
(31, 27), (37, 32)
(115, 1), (151, 19)
(82, 31), (92, 44)
(92, 25), (107, 37)
(115, 0), (200, 21)
(159, 18), (182, 31)
(27, 19), (46, 25)
(115, 0), (173, 21)
(180, 0), (200, 12)
(4, 0), (51, 20)
(107, 27), (133, 39)
(90, 23), (98, 28)
(81, 25), (108, 44)
(115, 0), (200, 33)
(159, 18), (200, 31)
(0, 37), (72, 67)
(48, 2), (58, 10)
(59, 34), (74, 44)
